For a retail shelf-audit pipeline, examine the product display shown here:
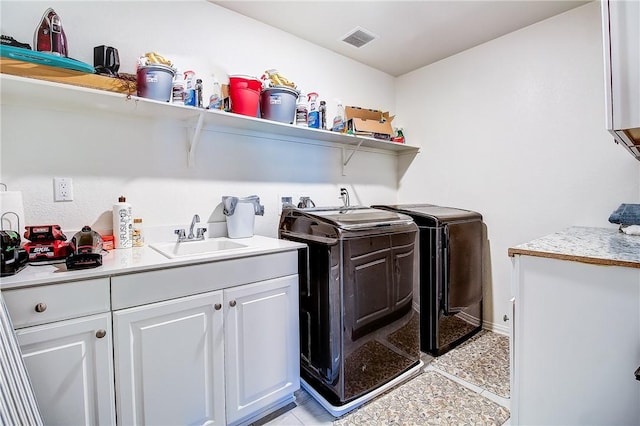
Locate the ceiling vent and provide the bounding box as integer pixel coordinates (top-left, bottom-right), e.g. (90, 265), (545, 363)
(341, 27), (378, 48)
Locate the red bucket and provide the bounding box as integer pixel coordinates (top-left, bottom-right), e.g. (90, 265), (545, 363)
(229, 75), (262, 116)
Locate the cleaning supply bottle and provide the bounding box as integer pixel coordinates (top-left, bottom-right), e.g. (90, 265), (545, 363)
(307, 92), (320, 128)
(183, 70), (196, 106)
(113, 196), (132, 249)
(171, 69), (185, 104)
(208, 75), (222, 110)
(332, 100), (345, 132)
(295, 92), (308, 127)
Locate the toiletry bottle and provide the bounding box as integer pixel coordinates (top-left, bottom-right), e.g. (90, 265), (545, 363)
(132, 218), (144, 247)
(295, 92), (308, 127)
(307, 92), (319, 128)
(332, 100), (345, 132)
(113, 196), (132, 248)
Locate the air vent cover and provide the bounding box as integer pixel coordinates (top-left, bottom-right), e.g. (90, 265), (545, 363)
(341, 27), (378, 48)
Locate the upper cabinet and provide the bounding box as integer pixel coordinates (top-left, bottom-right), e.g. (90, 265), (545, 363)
(601, 0), (640, 160)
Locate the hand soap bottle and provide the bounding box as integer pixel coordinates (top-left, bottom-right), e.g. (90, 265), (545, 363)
(113, 196), (132, 249)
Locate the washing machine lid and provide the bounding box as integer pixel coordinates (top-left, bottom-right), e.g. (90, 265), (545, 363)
(374, 204), (482, 223)
(295, 206), (414, 230)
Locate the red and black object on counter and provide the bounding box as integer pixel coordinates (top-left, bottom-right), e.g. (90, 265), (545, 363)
(23, 224), (71, 262)
(0, 230), (28, 276)
(66, 226), (103, 270)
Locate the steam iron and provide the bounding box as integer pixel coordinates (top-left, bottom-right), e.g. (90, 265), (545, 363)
(34, 7), (68, 57)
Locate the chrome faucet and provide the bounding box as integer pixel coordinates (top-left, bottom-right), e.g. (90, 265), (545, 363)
(188, 214), (200, 239)
(174, 214), (207, 242)
(340, 188), (350, 207)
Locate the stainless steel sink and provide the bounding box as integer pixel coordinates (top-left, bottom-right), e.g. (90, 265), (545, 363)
(150, 238), (248, 259)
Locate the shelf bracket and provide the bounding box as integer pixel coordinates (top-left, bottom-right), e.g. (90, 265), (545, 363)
(342, 139), (365, 176)
(187, 113), (205, 167)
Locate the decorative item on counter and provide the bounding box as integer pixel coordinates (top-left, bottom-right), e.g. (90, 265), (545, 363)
(261, 69), (296, 88)
(392, 129), (405, 144)
(66, 226), (104, 270)
(295, 92), (308, 127)
(319, 100), (327, 129)
(34, 7), (68, 57)
(113, 196), (132, 249)
(307, 92), (320, 128)
(332, 100), (345, 132)
(228, 75), (262, 116)
(23, 225), (71, 263)
(132, 218), (144, 247)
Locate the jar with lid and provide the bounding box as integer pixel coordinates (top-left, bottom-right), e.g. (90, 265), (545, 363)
(132, 218), (144, 247)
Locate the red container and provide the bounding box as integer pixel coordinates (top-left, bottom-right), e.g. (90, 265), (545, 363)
(229, 75), (262, 116)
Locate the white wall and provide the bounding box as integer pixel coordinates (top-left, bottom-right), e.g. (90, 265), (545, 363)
(395, 2), (640, 330)
(0, 0), (400, 237)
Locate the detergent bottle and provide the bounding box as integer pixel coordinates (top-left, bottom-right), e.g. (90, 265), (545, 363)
(183, 70), (196, 106)
(332, 100), (345, 132)
(295, 92), (308, 127)
(307, 92), (320, 128)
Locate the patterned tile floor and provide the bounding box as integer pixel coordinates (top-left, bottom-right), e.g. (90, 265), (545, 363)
(265, 330), (511, 425)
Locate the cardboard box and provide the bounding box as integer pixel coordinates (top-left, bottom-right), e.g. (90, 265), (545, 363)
(345, 106), (395, 140)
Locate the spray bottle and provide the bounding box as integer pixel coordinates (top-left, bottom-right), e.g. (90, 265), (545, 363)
(332, 99), (345, 132)
(307, 92), (320, 128)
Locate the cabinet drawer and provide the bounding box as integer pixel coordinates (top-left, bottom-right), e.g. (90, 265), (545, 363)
(4, 278), (110, 329)
(111, 250), (299, 309)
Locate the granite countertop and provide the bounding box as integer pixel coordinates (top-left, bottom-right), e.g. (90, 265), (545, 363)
(508, 226), (640, 269)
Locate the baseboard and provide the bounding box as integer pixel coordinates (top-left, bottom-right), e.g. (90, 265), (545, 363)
(482, 319), (510, 336)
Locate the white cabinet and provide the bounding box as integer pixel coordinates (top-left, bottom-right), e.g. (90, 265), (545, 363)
(15, 313), (116, 426)
(225, 275), (299, 425)
(111, 250), (301, 426)
(511, 255), (640, 425)
(601, 0), (640, 159)
(113, 291), (226, 426)
(4, 278), (116, 426)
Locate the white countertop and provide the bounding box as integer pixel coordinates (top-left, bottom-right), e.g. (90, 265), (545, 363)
(508, 226), (640, 269)
(1, 235), (306, 290)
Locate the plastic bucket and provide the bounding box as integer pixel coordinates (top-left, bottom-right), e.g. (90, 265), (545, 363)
(260, 86), (299, 124)
(229, 75), (262, 116)
(136, 64), (175, 102)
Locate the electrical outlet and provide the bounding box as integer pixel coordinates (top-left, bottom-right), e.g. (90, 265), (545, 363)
(54, 177), (74, 202)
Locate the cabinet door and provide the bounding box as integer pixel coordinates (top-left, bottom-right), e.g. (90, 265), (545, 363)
(16, 313), (116, 426)
(113, 291), (225, 426)
(224, 275), (300, 425)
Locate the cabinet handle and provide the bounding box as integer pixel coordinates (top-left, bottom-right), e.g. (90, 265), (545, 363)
(95, 329), (107, 339)
(34, 303), (47, 313)
(229, 300), (237, 307)
(214, 303), (222, 310)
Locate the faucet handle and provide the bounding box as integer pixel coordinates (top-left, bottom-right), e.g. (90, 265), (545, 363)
(196, 228), (207, 239)
(174, 229), (186, 240)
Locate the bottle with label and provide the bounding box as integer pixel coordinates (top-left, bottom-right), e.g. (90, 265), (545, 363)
(183, 70), (196, 106)
(307, 92), (320, 128)
(295, 92), (308, 127)
(332, 100), (345, 132)
(112, 196), (132, 249)
(172, 69), (185, 104)
(132, 218), (144, 247)
(208, 75), (222, 110)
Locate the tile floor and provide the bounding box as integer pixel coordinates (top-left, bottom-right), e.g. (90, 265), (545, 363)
(265, 330), (511, 425)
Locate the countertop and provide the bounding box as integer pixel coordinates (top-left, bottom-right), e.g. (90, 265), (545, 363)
(508, 226), (640, 269)
(0, 235), (306, 290)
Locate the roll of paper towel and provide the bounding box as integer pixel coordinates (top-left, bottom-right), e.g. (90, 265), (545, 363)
(0, 191), (25, 233)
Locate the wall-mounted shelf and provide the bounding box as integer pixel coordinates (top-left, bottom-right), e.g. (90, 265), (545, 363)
(0, 74), (420, 168)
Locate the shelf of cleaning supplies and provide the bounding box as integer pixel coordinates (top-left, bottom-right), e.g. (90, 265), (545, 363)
(0, 73), (420, 167)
